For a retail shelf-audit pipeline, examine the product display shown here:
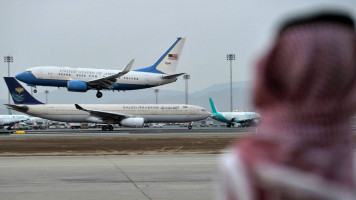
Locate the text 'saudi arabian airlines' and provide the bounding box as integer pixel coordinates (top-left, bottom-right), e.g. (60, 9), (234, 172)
(209, 98), (260, 127)
(4, 77), (210, 130)
(15, 37), (186, 98)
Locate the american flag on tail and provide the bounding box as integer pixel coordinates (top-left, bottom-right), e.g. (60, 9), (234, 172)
(168, 54), (178, 60)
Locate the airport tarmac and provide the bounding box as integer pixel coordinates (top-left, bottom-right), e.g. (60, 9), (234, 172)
(1, 128), (354, 200)
(0, 154), (220, 200)
(0, 127), (244, 199)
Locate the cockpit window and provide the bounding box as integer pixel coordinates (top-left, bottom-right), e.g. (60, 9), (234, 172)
(25, 71), (31, 73)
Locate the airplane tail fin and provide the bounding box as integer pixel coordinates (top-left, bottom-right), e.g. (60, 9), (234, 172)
(4, 77), (44, 105)
(209, 98), (219, 114)
(136, 37), (185, 75)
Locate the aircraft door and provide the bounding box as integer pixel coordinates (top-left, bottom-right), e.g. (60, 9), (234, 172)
(36, 70), (45, 79)
(184, 106), (192, 121)
(145, 74), (149, 85)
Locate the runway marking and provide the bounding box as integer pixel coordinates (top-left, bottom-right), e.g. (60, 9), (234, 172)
(105, 156), (153, 200)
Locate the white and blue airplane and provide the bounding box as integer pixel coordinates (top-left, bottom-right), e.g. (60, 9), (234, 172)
(15, 37), (186, 98)
(209, 98), (261, 127)
(0, 114), (30, 130)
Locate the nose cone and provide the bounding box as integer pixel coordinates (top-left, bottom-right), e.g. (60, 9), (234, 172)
(15, 72), (26, 82)
(15, 72), (34, 83)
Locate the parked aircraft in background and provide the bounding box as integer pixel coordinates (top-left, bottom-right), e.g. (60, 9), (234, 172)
(15, 37), (186, 98)
(209, 98), (260, 127)
(0, 115), (30, 130)
(4, 77), (210, 131)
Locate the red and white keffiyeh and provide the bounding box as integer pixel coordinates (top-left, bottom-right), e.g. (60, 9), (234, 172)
(220, 13), (356, 200)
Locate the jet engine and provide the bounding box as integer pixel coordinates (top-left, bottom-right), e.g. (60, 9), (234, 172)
(67, 81), (88, 92)
(120, 118), (144, 128)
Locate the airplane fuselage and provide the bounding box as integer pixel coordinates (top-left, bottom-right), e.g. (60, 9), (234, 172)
(15, 104), (210, 124)
(0, 115), (30, 126)
(212, 112), (260, 123)
(17, 67), (176, 91)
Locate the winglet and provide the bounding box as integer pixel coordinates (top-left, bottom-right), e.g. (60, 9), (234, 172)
(120, 59), (134, 74)
(75, 104), (84, 110)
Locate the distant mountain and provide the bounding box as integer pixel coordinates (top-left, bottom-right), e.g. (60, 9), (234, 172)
(0, 81), (255, 114)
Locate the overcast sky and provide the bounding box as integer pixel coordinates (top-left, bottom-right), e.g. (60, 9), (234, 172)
(1, 0), (356, 101)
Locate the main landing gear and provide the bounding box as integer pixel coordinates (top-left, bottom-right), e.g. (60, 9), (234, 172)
(188, 122), (194, 129)
(33, 88), (37, 93)
(102, 125), (114, 131)
(96, 90), (103, 98)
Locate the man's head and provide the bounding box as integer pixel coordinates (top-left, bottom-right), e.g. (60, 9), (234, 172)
(253, 11), (356, 121)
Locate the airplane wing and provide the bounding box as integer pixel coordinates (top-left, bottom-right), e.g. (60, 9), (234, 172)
(87, 59), (134, 89)
(6, 104), (29, 113)
(161, 73), (185, 79)
(75, 104), (134, 121)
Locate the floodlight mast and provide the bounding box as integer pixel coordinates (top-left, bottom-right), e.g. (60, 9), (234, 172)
(226, 54), (235, 112)
(4, 56), (13, 114)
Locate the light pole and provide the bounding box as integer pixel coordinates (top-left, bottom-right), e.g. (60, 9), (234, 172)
(183, 74), (190, 104)
(4, 56), (13, 114)
(45, 90), (49, 104)
(154, 89), (159, 104)
(226, 54), (235, 112)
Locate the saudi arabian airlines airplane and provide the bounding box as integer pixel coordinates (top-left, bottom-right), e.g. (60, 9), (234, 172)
(15, 37), (186, 98)
(4, 77), (210, 131)
(209, 98), (261, 127)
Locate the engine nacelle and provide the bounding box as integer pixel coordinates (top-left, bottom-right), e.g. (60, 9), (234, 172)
(67, 81), (88, 92)
(120, 118), (144, 128)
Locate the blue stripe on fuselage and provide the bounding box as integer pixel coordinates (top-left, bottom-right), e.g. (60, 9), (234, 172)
(15, 72), (155, 90)
(15, 72), (68, 87)
(112, 84), (154, 90)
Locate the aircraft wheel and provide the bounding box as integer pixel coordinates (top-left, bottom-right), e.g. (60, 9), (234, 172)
(227, 124), (231, 128)
(96, 91), (103, 98)
(188, 126), (192, 129)
(102, 126), (108, 131)
(34, 89), (37, 93)
(108, 125), (114, 131)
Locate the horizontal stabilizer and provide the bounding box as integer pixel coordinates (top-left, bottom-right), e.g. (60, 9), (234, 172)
(161, 73), (185, 79)
(5, 104), (29, 113)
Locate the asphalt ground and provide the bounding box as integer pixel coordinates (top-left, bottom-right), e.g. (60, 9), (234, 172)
(1, 127), (355, 200)
(0, 155), (219, 200)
